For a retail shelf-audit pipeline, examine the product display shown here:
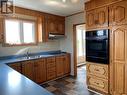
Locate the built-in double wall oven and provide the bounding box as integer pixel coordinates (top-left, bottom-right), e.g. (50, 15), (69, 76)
(86, 29), (109, 64)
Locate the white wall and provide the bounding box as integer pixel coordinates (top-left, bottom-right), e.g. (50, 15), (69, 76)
(60, 12), (85, 75)
(0, 41), (60, 57)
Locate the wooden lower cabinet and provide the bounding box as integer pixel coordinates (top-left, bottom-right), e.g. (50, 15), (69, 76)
(87, 63), (108, 79)
(86, 62), (109, 94)
(8, 63), (21, 73)
(56, 56), (64, 77)
(87, 75), (108, 94)
(22, 61), (35, 81)
(34, 59), (46, 83)
(46, 57), (56, 80)
(64, 53), (71, 74)
(8, 54), (70, 84)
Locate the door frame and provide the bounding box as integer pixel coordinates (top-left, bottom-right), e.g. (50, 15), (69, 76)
(73, 23), (85, 77)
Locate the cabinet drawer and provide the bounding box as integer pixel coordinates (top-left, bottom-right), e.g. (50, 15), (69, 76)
(46, 57), (55, 63)
(87, 75), (108, 93)
(47, 67), (56, 73)
(47, 62), (56, 68)
(87, 63), (108, 79)
(47, 71), (56, 80)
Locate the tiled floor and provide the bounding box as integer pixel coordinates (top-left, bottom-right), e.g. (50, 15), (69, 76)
(41, 65), (97, 95)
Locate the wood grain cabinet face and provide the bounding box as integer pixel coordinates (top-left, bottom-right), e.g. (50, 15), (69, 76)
(87, 75), (108, 93)
(46, 57), (56, 80)
(109, 1), (127, 26)
(57, 20), (65, 35)
(8, 63), (22, 73)
(86, 10), (95, 29)
(22, 61), (35, 81)
(95, 7), (108, 28)
(47, 18), (57, 34)
(34, 59), (46, 83)
(87, 63), (108, 79)
(110, 25), (127, 95)
(56, 56), (64, 77)
(64, 54), (71, 74)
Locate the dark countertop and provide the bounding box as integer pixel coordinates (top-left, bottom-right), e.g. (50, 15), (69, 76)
(0, 51), (67, 95)
(0, 51), (67, 64)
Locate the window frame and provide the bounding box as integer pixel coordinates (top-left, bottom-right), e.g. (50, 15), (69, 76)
(3, 17), (38, 46)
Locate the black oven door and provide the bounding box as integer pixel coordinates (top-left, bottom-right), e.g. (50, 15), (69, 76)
(86, 39), (109, 64)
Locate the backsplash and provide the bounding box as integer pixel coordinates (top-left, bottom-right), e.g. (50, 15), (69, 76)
(0, 41), (60, 57)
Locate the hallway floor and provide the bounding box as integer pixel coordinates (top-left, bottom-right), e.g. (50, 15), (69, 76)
(41, 66), (97, 95)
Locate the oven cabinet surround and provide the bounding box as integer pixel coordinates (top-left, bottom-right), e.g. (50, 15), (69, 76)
(86, 62), (109, 94)
(110, 25), (127, 95)
(8, 53), (71, 84)
(85, 0), (127, 94)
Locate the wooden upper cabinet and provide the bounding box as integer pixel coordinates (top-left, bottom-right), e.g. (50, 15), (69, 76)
(46, 15), (65, 35)
(8, 63), (22, 73)
(86, 6), (108, 30)
(86, 10), (95, 29)
(95, 6), (109, 28)
(110, 25), (127, 95)
(57, 20), (65, 35)
(109, 0), (127, 26)
(22, 61), (35, 81)
(34, 59), (46, 83)
(47, 18), (57, 34)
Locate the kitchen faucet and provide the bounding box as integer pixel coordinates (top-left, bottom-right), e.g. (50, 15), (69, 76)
(26, 49), (30, 59)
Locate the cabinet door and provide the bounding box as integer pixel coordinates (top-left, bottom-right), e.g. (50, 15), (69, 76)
(57, 20), (65, 35)
(56, 56), (64, 77)
(96, 6), (108, 28)
(110, 25), (127, 94)
(22, 61), (34, 81)
(34, 59), (46, 83)
(64, 54), (71, 74)
(47, 18), (57, 34)
(86, 10), (95, 30)
(8, 63), (21, 73)
(109, 1), (127, 26)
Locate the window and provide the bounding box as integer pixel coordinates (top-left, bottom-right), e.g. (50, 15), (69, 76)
(5, 19), (36, 45)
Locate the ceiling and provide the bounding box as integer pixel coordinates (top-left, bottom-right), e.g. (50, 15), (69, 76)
(14, 0), (89, 16)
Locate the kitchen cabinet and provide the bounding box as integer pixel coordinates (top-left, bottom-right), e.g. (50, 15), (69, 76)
(95, 6), (108, 29)
(86, 10), (95, 30)
(45, 15), (65, 35)
(86, 62), (109, 94)
(46, 57), (56, 80)
(34, 59), (46, 83)
(110, 25), (127, 95)
(56, 56), (64, 77)
(7, 53), (70, 84)
(87, 63), (108, 79)
(87, 75), (108, 94)
(64, 53), (71, 74)
(8, 63), (22, 73)
(109, 0), (127, 26)
(86, 6), (108, 30)
(22, 61), (35, 81)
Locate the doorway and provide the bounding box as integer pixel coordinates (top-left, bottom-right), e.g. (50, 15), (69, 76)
(76, 24), (86, 66)
(73, 23), (86, 76)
